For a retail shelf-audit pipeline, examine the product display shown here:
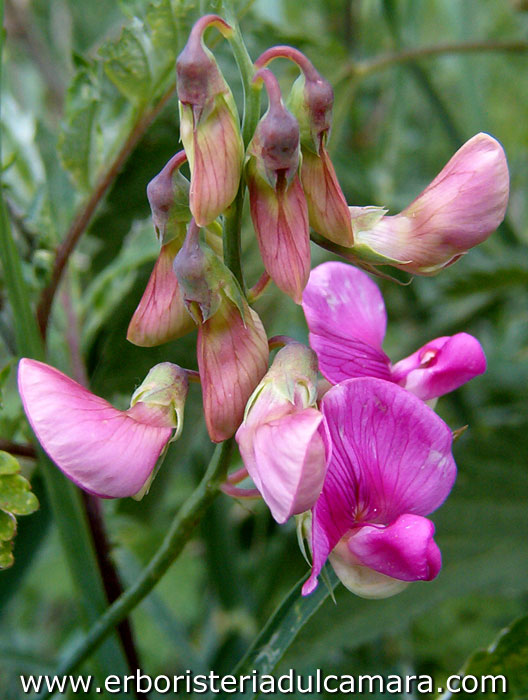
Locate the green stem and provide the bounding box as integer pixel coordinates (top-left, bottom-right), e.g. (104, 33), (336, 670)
(34, 439), (234, 700)
(222, 0), (261, 148)
(219, 0), (261, 289)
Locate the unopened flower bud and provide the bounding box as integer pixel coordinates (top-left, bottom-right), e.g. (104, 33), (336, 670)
(128, 153), (222, 347)
(146, 151), (190, 245)
(174, 221), (269, 442)
(256, 47), (353, 246)
(18, 359), (188, 499)
(130, 362), (189, 439)
(177, 15), (243, 226)
(247, 69), (310, 303)
(236, 343), (328, 523)
(349, 133), (509, 275)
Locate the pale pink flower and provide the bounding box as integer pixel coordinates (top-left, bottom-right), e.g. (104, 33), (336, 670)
(236, 343), (328, 523)
(18, 359), (187, 498)
(350, 133), (509, 274)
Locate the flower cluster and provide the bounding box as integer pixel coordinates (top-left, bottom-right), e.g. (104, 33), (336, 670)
(18, 15), (509, 598)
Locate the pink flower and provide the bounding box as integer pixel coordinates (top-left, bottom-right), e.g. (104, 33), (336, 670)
(302, 261), (486, 400)
(177, 15), (243, 226)
(246, 69), (310, 303)
(236, 343), (328, 523)
(173, 221), (269, 442)
(302, 377), (456, 596)
(18, 359), (187, 498)
(349, 133), (509, 274)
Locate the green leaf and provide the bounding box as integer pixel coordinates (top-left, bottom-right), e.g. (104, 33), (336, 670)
(100, 21), (152, 102)
(0, 474), (39, 516)
(227, 570), (340, 700)
(0, 539), (14, 569)
(438, 615), (528, 700)
(58, 69), (99, 191)
(0, 451), (20, 476)
(0, 510), (16, 541)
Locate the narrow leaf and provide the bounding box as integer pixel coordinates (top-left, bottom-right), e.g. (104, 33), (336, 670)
(438, 615), (528, 700)
(227, 571), (339, 700)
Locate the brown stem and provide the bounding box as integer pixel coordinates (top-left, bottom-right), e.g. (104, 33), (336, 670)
(247, 271), (271, 302)
(36, 83), (177, 340)
(81, 494), (148, 700)
(0, 439), (36, 459)
(345, 40), (528, 81)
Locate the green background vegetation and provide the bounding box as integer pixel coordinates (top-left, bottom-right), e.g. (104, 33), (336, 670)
(0, 0), (527, 697)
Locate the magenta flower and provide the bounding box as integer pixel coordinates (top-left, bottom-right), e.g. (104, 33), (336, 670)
(302, 377), (456, 596)
(349, 133), (509, 274)
(236, 343), (328, 523)
(18, 359), (188, 498)
(302, 261), (486, 400)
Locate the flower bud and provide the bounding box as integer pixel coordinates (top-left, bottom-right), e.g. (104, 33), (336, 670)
(146, 151), (191, 245)
(130, 362), (189, 439)
(177, 15), (243, 226)
(247, 69), (310, 303)
(349, 133), (509, 274)
(18, 359), (188, 499)
(128, 154), (224, 347)
(236, 343), (328, 523)
(256, 47), (353, 246)
(174, 221), (269, 442)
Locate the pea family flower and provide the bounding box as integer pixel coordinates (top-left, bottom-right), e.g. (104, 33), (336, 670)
(236, 343), (328, 523)
(246, 68), (310, 303)
(349, 133), (509, 274)
(302, 261), (486, 400)
(173, 221), (269, 442)
(256, 46), (353, 246)
(127, 152), (222, 347)
(18, 359), (188, 498)
(177, 14), (244, 226)
(302, 377), (456, 596)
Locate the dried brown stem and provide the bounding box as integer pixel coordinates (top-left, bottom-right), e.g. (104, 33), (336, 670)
(0, 439), (37, 459)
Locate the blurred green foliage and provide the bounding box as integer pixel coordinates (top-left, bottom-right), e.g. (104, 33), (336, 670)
(1, 0), (527, 698)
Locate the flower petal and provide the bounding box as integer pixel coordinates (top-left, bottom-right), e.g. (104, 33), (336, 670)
(346, 514), (441, 581)
(248, 171), (310, 304)
(301, 146), (353, 246)
(249, 408), (327, 524)
(127, 240), (194, 347)
(352, 133), (509, 274)
(391, 333), (487, 400)
(302, 262), (391, 383)
(18, 359), (173, 498)
(303, 377), (455, 594)
(198, 301), (269, 442)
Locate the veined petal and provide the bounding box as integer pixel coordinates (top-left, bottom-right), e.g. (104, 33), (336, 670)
(127, 239), (194, 347)
(18, 359), (173, 498)
(250, 408), (327, 524)
(346, 514), (441, 581)
(391, 333), (487, 400)
(303, 377), (455, 595)
(302, 262), (391, 383)
(248, 168), (310, 304)
(301, 145), (353, 246)
(188, 96), (243, 226)
(198, 300), (269, 442)
(352, 133), (509, 274)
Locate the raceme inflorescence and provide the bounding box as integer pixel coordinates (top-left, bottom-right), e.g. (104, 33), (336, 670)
(18, 14), (509, 599)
